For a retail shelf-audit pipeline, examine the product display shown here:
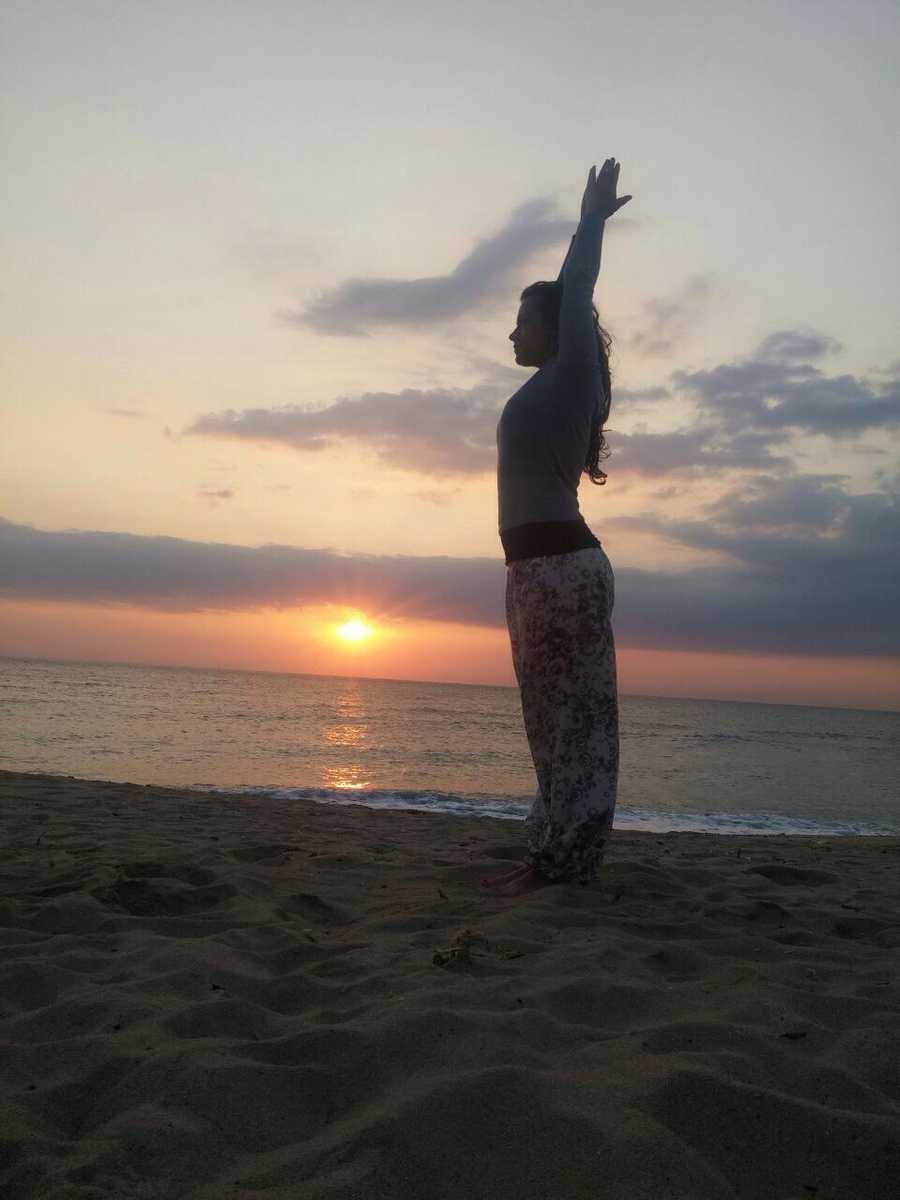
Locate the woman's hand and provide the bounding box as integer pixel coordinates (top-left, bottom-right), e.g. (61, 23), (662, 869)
(581, 159), (632, 221)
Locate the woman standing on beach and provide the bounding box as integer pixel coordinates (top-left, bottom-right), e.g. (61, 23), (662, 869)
(481, 159), (631, 897)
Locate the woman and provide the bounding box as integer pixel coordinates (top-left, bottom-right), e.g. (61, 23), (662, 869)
(481, 159), (631, 897)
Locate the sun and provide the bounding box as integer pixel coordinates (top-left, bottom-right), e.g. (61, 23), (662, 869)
(335, 618), (373, 643)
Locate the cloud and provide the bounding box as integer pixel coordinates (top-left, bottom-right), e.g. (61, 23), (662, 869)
(0, 518), (505, 626)
(184, 328), (900, 482)
(753, 329), (842, 363)
(612, 385), (671, 409)
(105, 408), (145, 419)
(605, 327), (900, 476)
(628, 275), (713, 358)
(281, 197), (575, 336)
(185, 319), (899, 481)
(673, 331), (900, 437)
(609, 427), (792, 477)
(3, 505), (899, 658)
(186, 384), (507, 476)
(605, 478), (900, 655)
(711, 474), (850, 530)
(413, 488), (463, 506)
(198, 488), (235, 502)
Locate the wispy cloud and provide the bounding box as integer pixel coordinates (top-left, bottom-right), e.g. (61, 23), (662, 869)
(612, 384), (671, 410)
(198, 488), (235, 502)
(280, 197), (575, 336)
(186, 384), (507, 476)
(753, 330), (843, 363)
(3, 502), (898, 658)
(609, 427), (792, 477)
(628, 275), (713, 358)
(413, 488), (463, 506)
(184, 324), (898, 480)
(234, 234), (321, 281)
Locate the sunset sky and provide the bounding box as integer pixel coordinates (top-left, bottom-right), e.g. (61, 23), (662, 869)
(2, 1), (899, 709)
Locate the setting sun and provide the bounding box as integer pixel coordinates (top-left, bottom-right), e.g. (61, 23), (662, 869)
(336, 618), (373, 643)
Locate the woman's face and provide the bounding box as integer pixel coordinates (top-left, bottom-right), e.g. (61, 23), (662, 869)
(509, 297), (555, 367)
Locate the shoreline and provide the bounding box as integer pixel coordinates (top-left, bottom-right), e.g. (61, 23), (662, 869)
(2, 769), (899, 1198)
(4, 767), (897, 841)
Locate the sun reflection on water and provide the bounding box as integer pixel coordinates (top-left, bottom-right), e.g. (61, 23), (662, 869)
(320, 681), (372, 789)
(325, 722), (367, 747)
(321, 765), (370, 790)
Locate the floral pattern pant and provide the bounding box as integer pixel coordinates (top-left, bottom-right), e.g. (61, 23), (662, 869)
(506, 546), (619, 885)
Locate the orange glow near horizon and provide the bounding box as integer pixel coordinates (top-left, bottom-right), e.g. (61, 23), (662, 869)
(2, 599), (899, 711)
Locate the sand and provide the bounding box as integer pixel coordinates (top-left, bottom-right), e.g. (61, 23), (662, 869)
(1, 769), (899, 1199)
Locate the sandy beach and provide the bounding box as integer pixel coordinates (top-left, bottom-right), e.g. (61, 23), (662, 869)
(1, 769), (899, 1199)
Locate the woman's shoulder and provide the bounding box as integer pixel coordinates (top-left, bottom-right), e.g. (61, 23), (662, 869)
(548, 360), (605, 383)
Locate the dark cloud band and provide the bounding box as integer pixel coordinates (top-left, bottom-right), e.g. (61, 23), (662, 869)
(3, 509), (898, 658)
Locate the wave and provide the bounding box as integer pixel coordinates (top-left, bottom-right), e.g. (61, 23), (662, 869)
(194, 784), (900, 838)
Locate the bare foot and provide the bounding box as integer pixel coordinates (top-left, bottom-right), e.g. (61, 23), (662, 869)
(481, 862), (531, 888)
(495, 866), (560, 897)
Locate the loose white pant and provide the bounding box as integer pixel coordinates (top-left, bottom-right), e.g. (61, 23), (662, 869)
(505, 546), (619, 884)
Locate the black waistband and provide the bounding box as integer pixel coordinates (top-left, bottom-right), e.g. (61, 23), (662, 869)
(500, 518), (602, 564)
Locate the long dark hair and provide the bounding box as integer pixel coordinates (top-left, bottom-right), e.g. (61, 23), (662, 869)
(520, 281), (612, 484)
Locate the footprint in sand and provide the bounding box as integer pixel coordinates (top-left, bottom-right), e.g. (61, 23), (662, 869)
(746, 865), (838, 887)
(91, 865), (234, 917)
(231, 844), (303, 863)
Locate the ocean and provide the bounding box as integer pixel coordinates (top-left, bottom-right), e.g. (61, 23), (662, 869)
(2, 656), (898, 837)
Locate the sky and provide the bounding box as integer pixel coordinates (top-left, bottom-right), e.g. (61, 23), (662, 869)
(2, 0), (899, 710)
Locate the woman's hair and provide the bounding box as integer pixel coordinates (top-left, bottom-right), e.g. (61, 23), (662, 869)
(520, 281), (612, 484)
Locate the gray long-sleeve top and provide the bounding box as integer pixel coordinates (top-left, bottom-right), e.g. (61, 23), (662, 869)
(496, 209), (605, 533)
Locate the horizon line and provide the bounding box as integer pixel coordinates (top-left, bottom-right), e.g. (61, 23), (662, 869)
(3, 653), (898, 716)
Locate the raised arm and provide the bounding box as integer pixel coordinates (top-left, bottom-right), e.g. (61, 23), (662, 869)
(557, 211), (605, 365)
(555, 234), (576, 285)
(557, 159), (631, 366)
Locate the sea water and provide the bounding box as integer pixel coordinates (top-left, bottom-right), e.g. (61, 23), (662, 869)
(2, 656), (898, 837)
